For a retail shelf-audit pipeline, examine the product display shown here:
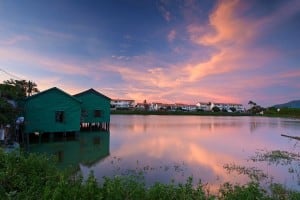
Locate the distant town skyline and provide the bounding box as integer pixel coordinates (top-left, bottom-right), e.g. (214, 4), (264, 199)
(0, 0), (299, 107)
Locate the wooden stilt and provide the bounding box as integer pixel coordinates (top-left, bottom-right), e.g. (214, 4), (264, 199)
(38, 133), (41, 144)
(26, 133), (29, 151)
(50, 132), (54, 142)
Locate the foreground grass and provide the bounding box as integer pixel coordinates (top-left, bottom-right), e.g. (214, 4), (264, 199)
(1, 150), (300, 199)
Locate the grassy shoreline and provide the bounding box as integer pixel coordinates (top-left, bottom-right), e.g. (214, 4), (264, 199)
(111, 109), (300, 119)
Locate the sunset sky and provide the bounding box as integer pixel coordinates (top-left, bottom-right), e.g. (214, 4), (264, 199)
(0, 0), (299, 106)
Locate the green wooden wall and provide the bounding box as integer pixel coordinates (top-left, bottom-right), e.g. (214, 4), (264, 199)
(74, 89), (111, 123)
(24, 87), (81, 133)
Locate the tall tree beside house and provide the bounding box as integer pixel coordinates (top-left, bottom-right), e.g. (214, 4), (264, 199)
(0, 79), (40, 125)
(3, 79), (26, 98)
(2, 79), (40, 98)
(0, 98), (17, 124)
(26, 81), (40, 96)
(0, 84), (21, 100)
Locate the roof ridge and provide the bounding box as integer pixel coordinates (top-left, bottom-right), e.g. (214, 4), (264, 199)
(26, 87), (81, 103)
(74, 88), (111, 100)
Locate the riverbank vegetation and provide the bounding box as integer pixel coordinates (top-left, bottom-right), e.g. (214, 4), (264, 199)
(1, 150), (300, 199)
(111, 110), (251, 117)
(265, 107), (300, 118)
(111, 108), (300, 119)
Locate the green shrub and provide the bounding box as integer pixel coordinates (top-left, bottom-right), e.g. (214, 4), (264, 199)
(219, 182), (269, 200)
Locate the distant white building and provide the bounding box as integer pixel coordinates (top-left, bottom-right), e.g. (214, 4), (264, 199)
(174, 103), (197, 111)
(111, 99), (135, 110)
(149, 102), (163, 111)
(197, 101), (244, 112)
(148, 102), (197, 112)
(196, 102), (211, 111)
(135, 103), (151, 110)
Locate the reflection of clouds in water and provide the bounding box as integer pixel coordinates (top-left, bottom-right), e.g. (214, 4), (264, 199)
(280, 119), (300, 131)
(84, 154), (219, 187)
(82, 115), (300, 190)
(111, 115), (246, 133)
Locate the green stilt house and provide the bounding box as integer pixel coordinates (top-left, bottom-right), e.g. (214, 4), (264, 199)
(74, 88), (111, 131)
(24, 87), (81, 145)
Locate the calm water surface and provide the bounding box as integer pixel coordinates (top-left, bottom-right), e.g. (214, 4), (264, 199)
(31, 115), (300, 190)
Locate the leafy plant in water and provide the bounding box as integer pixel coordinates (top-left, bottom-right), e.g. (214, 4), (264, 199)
(250, 150), (300, 166)
(223, 163), (269, 182)
(249, 149), (300, 185)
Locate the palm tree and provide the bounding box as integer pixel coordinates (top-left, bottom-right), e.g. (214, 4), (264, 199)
(248, 100), (257, 107)
(27, 81), (40, 96)
(143, 99), (149, 111)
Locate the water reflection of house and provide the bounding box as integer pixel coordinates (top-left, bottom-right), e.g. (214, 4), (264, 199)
(24, 87), (81, 145)
(29, 131), (110, 168)
(74, 88), (111, 131)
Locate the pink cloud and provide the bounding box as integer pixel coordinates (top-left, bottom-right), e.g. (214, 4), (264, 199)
(173, 0), (290, 105)
(185, 0), (259, 78)
(279, 70), (300, 79)
(1, 0), (297, 106)
(167, 29), (176, 42)
(195, 0), (255, 46)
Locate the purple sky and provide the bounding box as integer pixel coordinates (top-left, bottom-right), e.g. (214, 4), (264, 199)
(0, 0), (299, 106)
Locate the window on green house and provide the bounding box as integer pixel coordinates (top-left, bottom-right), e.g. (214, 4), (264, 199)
(55, 111), (64, 123)
(94, 109), (102, 117)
